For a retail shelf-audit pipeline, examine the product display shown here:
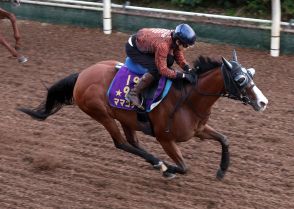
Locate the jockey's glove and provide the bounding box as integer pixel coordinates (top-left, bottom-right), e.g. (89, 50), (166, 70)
(183, 64), (193, 72)
(176, 72), (195, 83)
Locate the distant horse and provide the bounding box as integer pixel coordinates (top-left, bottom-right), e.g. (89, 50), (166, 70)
(19, 50), (268, 179)
(0, 0), (27, 63)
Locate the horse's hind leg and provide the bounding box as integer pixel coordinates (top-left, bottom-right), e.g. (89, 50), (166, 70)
(120, 123), (145, 150)
(90, 112), (161, 168)
(120, 123), (162, 168)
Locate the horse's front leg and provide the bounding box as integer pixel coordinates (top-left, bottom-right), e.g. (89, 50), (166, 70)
(196, 124), (230, 180)
(0, 34), (18, 57)
(0, 35), (27, 63)
(158, 139), (188, 179)
(0, 8), (21, 50)
(10, 13), (21, 50)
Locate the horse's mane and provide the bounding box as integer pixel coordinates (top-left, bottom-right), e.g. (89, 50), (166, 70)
(193, 56), (222, 75)
(173, 56), (222, 90)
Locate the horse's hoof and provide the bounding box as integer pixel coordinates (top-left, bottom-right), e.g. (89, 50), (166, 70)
(153, 161), (166, 171)
(163, 171), (176, 180)
(153, 162), (161, 170)
(18, 56), (28, 63)
(216, 168), (226, 180)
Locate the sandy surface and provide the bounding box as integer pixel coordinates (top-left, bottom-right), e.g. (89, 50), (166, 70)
(0, 20), (293, 209)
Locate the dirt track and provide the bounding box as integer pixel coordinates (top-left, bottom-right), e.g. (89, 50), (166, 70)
(0, 20), (294, 209)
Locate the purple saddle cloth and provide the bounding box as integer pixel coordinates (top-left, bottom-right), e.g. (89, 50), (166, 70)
(107, 65), (171, 112)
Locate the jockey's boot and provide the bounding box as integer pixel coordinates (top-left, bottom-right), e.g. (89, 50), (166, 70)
(126, 72), (154, 110)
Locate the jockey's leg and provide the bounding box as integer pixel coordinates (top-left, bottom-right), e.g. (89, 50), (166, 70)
(126, 72), (154, 110)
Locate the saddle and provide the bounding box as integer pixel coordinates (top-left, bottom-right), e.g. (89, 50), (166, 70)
(107, 57), (172, 112)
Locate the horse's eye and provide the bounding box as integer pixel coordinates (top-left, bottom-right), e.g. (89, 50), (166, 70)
(234, 75), (247, 86)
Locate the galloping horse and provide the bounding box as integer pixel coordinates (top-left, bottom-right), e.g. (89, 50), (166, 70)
(19, 50), (268, 179)
(0, 0), (27, 63)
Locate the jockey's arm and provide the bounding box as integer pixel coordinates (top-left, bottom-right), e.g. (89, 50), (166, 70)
(174, 49), (191, 71)
(155, 44), (177, 79)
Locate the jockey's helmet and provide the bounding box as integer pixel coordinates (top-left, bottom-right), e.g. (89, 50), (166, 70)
(173, 24), (196, 46)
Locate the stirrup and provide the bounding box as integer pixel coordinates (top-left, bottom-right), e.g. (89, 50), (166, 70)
(126, 94), (145, 110)
(134, 100), (145, 110)
(130, 99), (145, 110)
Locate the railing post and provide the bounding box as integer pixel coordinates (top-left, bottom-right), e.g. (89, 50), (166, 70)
(103, 0), (111, 34)
(271, 0), (281, 57)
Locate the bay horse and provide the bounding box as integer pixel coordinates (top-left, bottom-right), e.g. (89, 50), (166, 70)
(0, 0), (28, 63)
(18, 50), (268, 179)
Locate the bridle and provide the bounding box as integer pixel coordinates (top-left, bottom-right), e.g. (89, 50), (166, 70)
(165, 50), (256, 132)
(220, 64), (256, 105)
(192, 53), (256, 106)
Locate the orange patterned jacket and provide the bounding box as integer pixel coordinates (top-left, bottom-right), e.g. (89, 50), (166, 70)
(135, 28), (188, 78)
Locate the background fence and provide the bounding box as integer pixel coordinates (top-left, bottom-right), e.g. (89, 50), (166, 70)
(1, 0), (293, 54)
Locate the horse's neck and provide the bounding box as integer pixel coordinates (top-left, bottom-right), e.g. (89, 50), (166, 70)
(187, 68), (224, 117)
(157, 68), (224, 123)
(197, 67), (224, 95)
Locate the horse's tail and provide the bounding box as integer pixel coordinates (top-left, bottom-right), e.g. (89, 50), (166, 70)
(18, 73), (79, 120)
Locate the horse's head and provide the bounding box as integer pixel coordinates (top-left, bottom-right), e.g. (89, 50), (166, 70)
(11, 0), (21, 7)
(221, 50), (268, 112)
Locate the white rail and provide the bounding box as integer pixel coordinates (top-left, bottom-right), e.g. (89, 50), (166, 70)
(20, 0), (103, 11)
(20, 0), (291, 27)
(17, 0), (293, 56)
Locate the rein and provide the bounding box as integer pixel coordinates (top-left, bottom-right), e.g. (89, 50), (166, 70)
(164, 63), (253, 132)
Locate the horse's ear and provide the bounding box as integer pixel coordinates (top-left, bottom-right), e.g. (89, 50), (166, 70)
(222, 57), (232, 70)
(232, 49), (238, 62)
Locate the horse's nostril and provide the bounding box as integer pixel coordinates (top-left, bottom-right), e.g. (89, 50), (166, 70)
(259, 101), (266, 107)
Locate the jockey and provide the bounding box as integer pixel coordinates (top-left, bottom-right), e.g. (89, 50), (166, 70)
(125, 23), (196, 110)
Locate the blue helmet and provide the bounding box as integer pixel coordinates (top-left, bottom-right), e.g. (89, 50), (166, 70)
(173, 24), (196, 46)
